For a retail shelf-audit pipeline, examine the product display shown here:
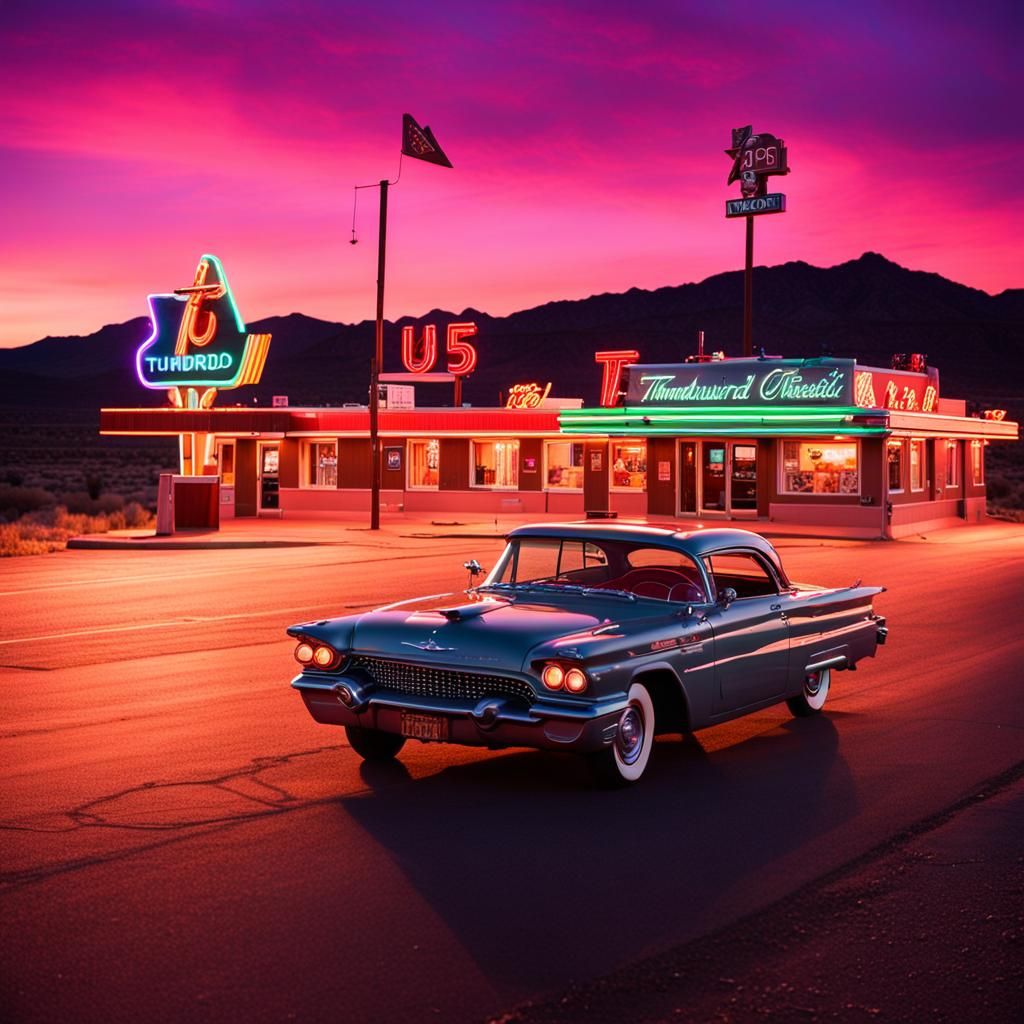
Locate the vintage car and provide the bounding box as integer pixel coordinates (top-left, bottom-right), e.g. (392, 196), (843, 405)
(288, 524), (887, 785)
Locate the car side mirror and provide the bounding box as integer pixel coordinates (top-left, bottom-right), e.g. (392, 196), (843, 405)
(718, 587), (737, 609)
(464, 559), (483, 586)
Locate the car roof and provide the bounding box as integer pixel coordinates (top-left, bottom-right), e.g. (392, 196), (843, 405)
(507, 521), (783, 563)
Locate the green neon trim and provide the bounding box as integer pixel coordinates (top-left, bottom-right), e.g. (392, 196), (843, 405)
(561, 404), (868, 417)
(562, 414), (856, 425)
(559, 426), (888, 437)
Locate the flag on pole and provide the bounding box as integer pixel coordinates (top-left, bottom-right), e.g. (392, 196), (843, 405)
(401, 113), (453, 168)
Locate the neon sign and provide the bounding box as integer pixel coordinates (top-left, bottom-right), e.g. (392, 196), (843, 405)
(595, 350), (639, 407)
(625, 360), (855, 408)
(400, 322), (478, 376)
(854, 368), (940, 412)
(506, 382), (552, 409)
(136, 255), (271, 391)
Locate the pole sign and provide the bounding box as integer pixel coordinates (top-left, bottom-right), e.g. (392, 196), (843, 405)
(725, 125), (789, 215)
(136, 254), (271, 392)
(625, 359), (856, 407)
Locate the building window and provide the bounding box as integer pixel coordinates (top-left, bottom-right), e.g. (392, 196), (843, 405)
(780, 441), (859, 495)
(408, 439), (439, 489)
(887, 439), (904, 492)
(611, 440), (647, 490)
(945, 441), (959, 488)
(217, 441), (235, 486)
(303, 441), (337, 488)
(545, 441), (584, 489)
(472, 440), (519, 488)
(971, 440), (984, 486)
(910, 439), (925, 492)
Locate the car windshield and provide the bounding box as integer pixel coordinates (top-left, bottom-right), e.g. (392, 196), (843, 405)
(480, 537), (709, 604)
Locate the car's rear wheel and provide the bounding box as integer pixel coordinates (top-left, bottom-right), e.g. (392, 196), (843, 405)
(345, 726), (407, 761)
(588, 682), (655, 787)
(787, 667), (831, 717)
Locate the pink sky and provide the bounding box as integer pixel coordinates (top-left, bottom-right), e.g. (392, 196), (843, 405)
(1, 0), (1021, 348)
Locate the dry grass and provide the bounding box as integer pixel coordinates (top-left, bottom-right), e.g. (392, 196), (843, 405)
(0, 504), (154, 557)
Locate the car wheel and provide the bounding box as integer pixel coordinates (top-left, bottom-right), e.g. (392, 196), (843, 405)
(787, 667), (831, 717)
(344, 726), (407, 761)
(588, 682), (655, 787)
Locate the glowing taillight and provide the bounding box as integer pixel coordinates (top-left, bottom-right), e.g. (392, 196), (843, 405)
(313, 644), (336, 668)
(542, 663), (565, 690)
(295, 642), (314, 664)
(564, 668), (588, 694)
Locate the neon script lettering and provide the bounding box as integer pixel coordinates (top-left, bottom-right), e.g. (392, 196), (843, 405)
(640, 374), (756, 403)
(758, 368), (845, 402)
(595, 350), (639, 407)
(506, 382), (552, 409)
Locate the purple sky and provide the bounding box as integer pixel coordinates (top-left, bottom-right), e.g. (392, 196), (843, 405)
(1, 0), (1021, 348)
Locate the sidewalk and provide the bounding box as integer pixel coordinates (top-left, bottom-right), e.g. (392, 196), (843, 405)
(65, 510), (922, 551)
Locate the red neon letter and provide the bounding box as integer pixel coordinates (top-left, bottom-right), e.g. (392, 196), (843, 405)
(446, 322), (478, 376)
(401, 325), (438, 373)
(595, 350), (638, 407)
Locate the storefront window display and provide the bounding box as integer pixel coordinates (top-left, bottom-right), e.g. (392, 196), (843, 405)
(910, 440), (925, 491)
(887, 439), (904, 492)
(611, 441), (646, 490)
(408, 439), (440, 489)
(304, 441), (337, 488)
(781, 441), (859, 495)
(971, 440), (984, 486)
(945, 441), (960, 487)
(545, 441), (584, 489)
(472, 440), (519, 488)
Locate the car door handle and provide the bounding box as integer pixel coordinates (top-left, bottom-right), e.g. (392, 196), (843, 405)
(770, 603), (782, 611)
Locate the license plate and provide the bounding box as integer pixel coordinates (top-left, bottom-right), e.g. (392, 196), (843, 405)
(400, 712), (449, 742)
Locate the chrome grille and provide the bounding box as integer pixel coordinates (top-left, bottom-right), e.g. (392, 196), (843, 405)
(350, 656), (536, 705)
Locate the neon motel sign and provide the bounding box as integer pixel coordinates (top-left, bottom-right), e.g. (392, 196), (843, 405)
(136, 254), (271, 391)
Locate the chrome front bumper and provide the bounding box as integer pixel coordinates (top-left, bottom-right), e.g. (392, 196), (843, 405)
(291, 674), (629, 752)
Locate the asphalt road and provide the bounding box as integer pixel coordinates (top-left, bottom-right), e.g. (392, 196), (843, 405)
(2, 523), (1023, 1023)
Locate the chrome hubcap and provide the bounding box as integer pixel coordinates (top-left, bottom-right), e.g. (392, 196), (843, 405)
(617, 706), (644, 765)
(805, 672), (822, 696)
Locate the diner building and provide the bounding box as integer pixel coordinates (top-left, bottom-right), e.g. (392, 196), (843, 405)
(100, 354), (1018, 539)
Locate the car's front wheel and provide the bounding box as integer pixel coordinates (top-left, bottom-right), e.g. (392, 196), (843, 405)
(345, 726), (407, 761)
(787, 667), (831, 717)
(588, 682), (655, 787)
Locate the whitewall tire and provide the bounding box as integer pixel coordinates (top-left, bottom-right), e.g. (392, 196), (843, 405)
(588, 682), (656, 786)
(787, 668), (831, 717)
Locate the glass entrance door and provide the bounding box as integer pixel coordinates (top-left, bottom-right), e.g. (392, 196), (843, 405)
(680, 440), (758, 518)
(258, 444), (280, 511)
(701, 443), (727, 512)
(679, 441), (697, 514)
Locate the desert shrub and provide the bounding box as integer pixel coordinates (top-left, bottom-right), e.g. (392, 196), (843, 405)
(986, 476), (1011, 500)
(85, 473), (103, 500)
(0, 485), (55, 520)
(123, 501), (154, 528)
(95, 493), (125, 514)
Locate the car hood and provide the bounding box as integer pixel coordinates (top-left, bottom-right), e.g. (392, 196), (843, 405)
(292, 590), (661, 672)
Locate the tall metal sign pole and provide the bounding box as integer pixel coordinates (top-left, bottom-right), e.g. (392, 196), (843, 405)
(370, 178), (389, 531)
(358, 114), (452, 530)
(724, 126), (790, 356)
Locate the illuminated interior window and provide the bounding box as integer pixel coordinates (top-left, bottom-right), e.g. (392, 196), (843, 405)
(217, 442), (235, 486)
(945, 441), (959, 488)
(611, 441), (646, 491)
(545, 441), (584, 489)
(971, 440), (984, 486)
(887, 439), (904, 492)
(408, 439), (440, 489)
(303, 441), (337, 488)
(781, 441), (859, 495)
(472, 440), (519, 488)
(909, 440), (925, 491)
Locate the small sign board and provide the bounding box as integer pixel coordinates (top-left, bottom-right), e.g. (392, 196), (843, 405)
(385, 447), (402, 471)
(272, 395), (288, 407)
(726, 193), (786, 217)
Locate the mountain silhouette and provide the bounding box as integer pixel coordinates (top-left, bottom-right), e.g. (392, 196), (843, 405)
(1, 253), (1020, 410)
